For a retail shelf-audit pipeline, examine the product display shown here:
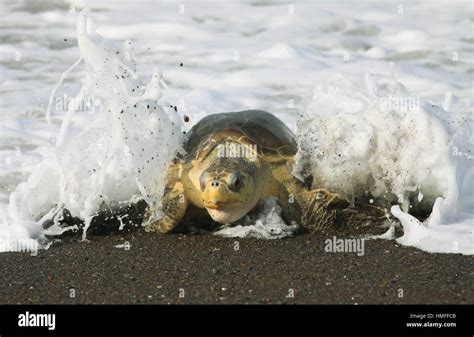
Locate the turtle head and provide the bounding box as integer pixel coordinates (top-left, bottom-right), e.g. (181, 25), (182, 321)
(199, 158), (261, 223)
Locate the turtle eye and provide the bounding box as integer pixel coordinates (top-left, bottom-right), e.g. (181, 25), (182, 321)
(228, 171), (243, 191)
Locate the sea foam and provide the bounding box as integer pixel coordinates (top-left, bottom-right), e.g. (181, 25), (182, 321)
(0, 8), (472, 255)
(0, 9), (183, 249)
(293, 72), (473, 254)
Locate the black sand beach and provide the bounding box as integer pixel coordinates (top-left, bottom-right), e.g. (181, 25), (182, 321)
(1, 229), (472, 304)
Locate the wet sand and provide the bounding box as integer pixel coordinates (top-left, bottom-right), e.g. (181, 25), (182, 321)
(0, 229), (472, 304)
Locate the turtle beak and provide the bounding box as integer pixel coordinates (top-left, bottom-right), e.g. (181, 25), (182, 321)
(204, 201), (224, 209)
(201, 178), (240, 209)
(203, 180), (227, 208)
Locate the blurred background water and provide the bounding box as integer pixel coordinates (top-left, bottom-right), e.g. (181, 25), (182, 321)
(0, 0), (472, 219)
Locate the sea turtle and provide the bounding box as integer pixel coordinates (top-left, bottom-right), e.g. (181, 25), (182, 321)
(143, 110), (386, 234)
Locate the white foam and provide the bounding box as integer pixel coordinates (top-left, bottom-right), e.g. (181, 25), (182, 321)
(295, 73), (473, 255)
(214, 198), (299, 239)
(0, 2), (472, 254)
(0, 9), (183, 250)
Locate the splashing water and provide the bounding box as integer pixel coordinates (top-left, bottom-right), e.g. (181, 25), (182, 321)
(0, 6), (472, 254)
(0, 9), (183, 249)
(294, 72), (473, 254)
(214, 198), (299, 239)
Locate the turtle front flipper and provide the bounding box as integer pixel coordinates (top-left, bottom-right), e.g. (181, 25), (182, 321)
(300, 188), (388, 234)
(144, 181), (188, 234)
(299, 189), (350, 232)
